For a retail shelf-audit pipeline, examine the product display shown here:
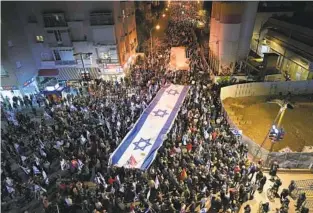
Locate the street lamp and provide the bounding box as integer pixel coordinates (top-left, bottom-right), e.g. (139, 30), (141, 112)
(150, 24), (160, 66)
(253, 99), (294, 161)
(74, 52), (93, 81)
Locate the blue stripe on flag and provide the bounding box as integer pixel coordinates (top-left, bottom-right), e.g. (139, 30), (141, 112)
(111, 87), (167, 165)
(140, 86), (189, 170)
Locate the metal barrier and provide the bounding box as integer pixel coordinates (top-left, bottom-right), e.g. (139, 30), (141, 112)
(294, 179), (313, 197)
(305, 199), (313, 210)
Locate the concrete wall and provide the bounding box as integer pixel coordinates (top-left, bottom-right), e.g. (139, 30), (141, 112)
(220, 80), (313, 100)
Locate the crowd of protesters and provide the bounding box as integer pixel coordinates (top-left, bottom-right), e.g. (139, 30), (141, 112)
(1, 3), (309, 213)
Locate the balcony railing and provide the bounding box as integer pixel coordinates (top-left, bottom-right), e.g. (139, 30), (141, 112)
(90, 12), (114, 26)
(55, 60), (77, 65)
(90, 19), (114, 26)
(97, 58), (119, 64)
(41, 60), (77, 68)
(43, 13), (68, 28)
(93, 41), (116, 46)
(48, 42), (73, 48)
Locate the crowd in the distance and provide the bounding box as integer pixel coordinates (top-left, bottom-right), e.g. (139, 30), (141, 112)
(1, 3), (309, 213)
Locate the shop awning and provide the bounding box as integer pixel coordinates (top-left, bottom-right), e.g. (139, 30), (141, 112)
(89, 67), (101, 79)
(58, 68), (81, 81)
(58, 67), (101, 80)
(38, 69), (59, 77)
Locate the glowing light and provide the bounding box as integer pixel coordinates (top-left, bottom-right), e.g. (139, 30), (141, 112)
(165, 8), (168, 11)
(162, 14), (166, 18)
(156, 25), (160, 30)
(182, 11), (185, 14)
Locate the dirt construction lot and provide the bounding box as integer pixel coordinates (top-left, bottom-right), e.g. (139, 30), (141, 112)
(223, 95), (313, 152)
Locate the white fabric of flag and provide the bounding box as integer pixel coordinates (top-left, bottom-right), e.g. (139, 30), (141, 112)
(146, 189), (151, 200)
(44, 111), (52, 120)
(6, 185), (15, 194)
(110, 84), (189, 170)
(77, 159), (84, 170)
(20, 165), (30, 174)
(155, 176), (160, 189)
(33, 165), (41, 174)
(60, 159), (67, 170)
(21, 156), (27, 162)
(42, 170), (49, 185)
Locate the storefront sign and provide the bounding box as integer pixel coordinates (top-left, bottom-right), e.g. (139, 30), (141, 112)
(106, 64), (121, 69)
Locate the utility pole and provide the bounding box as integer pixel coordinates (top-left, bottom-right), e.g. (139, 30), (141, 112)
(253, 99), (293, 163)
(74, 52), (92, 81)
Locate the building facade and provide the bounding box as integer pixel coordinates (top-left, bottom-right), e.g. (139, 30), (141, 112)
(1, 1), (137, 99)
(208, 1), (258, 75)
(255, 16), (313, 81)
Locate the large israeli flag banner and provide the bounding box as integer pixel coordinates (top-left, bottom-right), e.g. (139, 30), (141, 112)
(110, 84), (189, 170)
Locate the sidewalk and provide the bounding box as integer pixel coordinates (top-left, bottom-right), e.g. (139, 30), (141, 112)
(239, 172), (313, 213)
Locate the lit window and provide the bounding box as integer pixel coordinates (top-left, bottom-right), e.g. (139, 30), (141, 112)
(36, 36), (44, 43)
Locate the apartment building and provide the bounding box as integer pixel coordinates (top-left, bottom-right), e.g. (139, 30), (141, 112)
(1, 1), (137, 99)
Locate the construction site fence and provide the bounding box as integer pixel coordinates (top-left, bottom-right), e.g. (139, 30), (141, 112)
(219, 81), (313, 169)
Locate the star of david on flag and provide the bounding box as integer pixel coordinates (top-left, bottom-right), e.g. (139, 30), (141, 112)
(166, 89), (179, 96)
(133, 138), (152, 151)
(152, 109), (169, 118)
(109, 84), (190, 170)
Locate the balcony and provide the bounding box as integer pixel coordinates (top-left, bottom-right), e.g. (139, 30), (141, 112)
(43, 13), (68, 29)
(55, 60), (77, 66)
(97, 58), (119, 64)
(93, 41), (116, 46)
(90, 12), (114, 26)
(41, 60), (77, 68)
(76, 59), (92, 67)
(48, 42), (73, 49)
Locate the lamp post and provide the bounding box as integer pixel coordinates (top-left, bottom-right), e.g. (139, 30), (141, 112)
(149, 24), (160, 66)
(74, 52), (93, 81)
(253, 99), (294, 162)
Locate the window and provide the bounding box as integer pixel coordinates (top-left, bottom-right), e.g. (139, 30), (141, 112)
(53, 30), (62, 42)
(43, 13), (67, 28)
(36, 36), (44, 43)
(53, 50), (61, 61)
(90, 12), (113, 25)
(16, 61), (22, 69)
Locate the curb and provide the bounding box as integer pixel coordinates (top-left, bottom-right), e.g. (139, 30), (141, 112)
(263, 167), (313, 174)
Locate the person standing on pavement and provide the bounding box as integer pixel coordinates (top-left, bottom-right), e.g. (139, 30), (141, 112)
(258, 175), (267, 192)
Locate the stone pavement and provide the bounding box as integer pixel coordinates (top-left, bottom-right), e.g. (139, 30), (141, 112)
(238, 172), (313, 213)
